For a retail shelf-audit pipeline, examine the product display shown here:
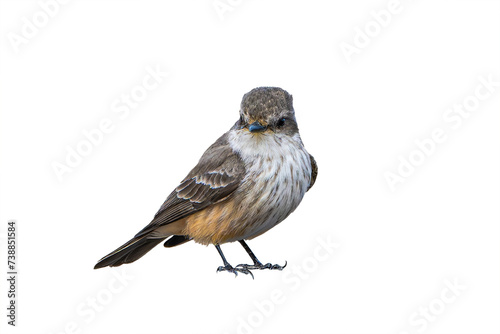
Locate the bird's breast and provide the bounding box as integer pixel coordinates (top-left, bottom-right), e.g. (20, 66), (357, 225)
(183, 131), (312, 245)
(228, 131), (313, 240)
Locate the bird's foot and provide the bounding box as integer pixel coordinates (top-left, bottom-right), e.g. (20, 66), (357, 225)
(217, 264), (254, 278)
(236, 261), (287, 271)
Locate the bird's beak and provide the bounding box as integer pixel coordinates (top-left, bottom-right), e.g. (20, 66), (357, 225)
(249, 121), (267, 133)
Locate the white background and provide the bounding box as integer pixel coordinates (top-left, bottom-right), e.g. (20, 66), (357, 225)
(1, 1), (499, 333)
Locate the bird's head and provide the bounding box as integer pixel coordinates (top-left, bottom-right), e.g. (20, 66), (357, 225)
(236, 87), (298, 137)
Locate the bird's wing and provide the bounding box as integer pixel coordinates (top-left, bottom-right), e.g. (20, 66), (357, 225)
(307, 154), (318, 191)
(134, 133), (246, 238)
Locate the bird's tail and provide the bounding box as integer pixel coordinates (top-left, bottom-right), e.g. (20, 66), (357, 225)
(94, 235), (165, 269)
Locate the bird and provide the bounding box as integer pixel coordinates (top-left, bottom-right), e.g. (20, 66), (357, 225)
(94, 87), (318, 277)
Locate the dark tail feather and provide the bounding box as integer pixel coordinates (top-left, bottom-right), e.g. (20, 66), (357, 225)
(94, 236), (165, 269)
(163, 235), (192, 248)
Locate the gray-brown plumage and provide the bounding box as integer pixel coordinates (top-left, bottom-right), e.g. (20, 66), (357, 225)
(94, 87), (317, 276)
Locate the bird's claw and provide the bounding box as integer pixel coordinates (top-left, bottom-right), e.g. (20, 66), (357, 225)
(217, 264), (254, 278)
(235, 260), (287, 271)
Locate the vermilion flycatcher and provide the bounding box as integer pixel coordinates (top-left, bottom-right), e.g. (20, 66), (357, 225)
(94, 87), (318, 276)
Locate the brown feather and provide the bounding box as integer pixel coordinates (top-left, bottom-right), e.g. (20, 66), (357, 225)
(134, 133), (246, 239)
(308, 154), (318, 191)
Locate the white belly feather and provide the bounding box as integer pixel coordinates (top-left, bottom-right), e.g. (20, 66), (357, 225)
(228, 130), (312, 240)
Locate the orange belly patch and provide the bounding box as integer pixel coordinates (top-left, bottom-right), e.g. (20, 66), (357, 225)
(183, 199), (248, 245)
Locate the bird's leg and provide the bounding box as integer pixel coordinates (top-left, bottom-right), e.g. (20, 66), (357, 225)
(236, 240), (287, 271)
(215, 244), (253, 277)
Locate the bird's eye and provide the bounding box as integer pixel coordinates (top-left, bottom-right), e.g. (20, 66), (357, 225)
(277, 118), (286, 128)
